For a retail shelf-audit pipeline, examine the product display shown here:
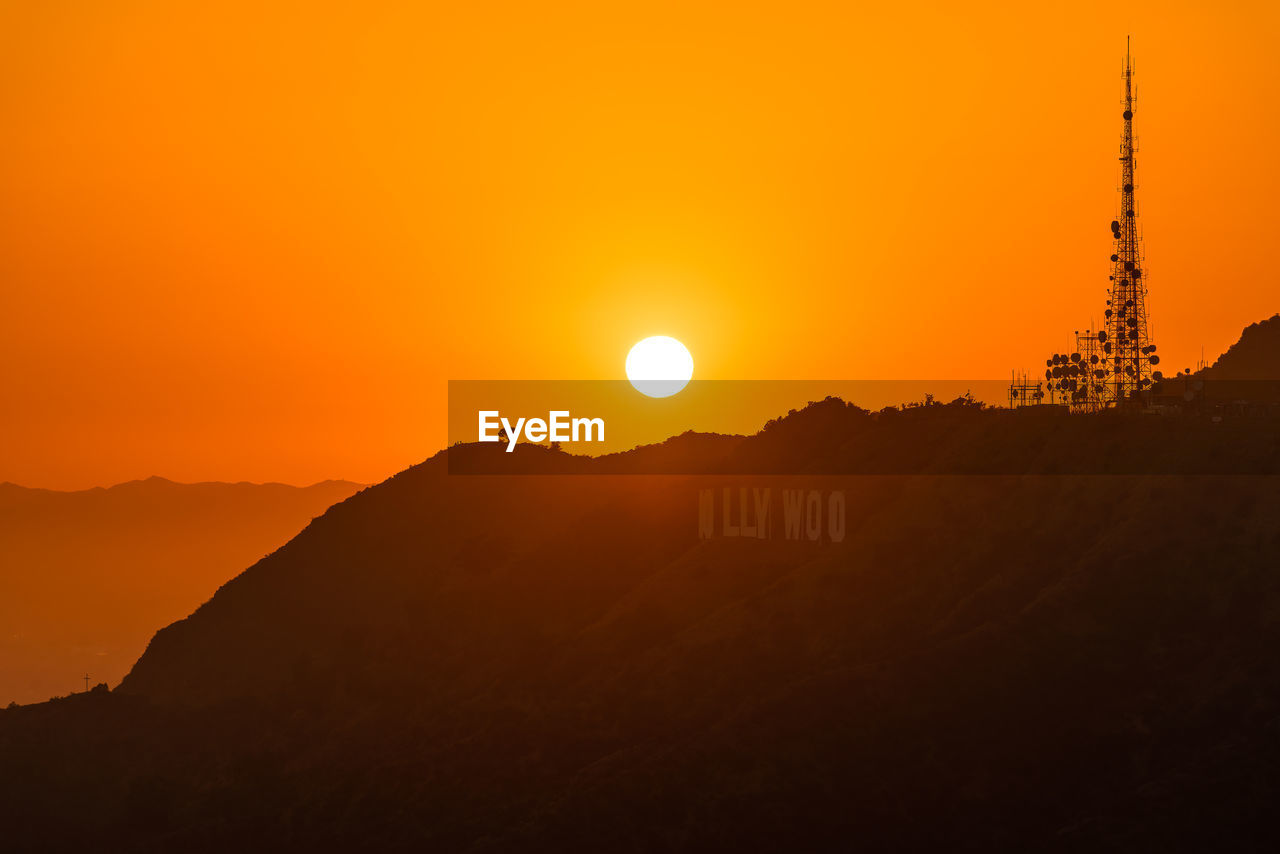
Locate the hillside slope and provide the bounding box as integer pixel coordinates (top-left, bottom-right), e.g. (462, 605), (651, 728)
(1200, 313), (1280, 379)
(0, 436), (1276, 850)
(0, 477), (363, 705)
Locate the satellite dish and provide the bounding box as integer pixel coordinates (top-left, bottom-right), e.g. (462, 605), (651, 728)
(1090, 354), (1099, 364)
(1149, 355), (1160, 365)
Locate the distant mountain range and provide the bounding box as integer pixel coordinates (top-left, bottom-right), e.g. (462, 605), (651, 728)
(0, 477), (362, 705)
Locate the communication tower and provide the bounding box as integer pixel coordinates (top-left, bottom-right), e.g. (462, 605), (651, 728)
(1099, 38), (1159, 403)
(1008, 370), (1044, 408)
(1027, 40), (1162, 410)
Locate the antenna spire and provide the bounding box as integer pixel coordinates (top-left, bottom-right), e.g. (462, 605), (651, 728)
(1106, 37), (1155, 404)
(1019, 40), (1159, 411)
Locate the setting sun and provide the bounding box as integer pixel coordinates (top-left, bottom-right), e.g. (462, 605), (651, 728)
(625, 336), (694, 398)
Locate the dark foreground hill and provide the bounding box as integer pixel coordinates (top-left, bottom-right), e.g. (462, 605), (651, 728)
(0, 477), (363, 705)
(1200, 313), (1280, 380)
(3, 405), (1280, 851)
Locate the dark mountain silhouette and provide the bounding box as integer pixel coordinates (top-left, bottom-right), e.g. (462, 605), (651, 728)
(3, 321), (1280, 851)
(0, 477), (363, 705)
(1148, 314), (1280, 408)
(1199, 313), (1280, 379)
(4, 457), (1280, 850)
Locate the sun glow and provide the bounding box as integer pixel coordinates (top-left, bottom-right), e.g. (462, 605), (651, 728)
(626, 336), (694, 398)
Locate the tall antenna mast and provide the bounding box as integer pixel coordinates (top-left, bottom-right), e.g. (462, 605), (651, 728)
(1023, 39), (1162, 407)
(1102, 36), (1158, 404)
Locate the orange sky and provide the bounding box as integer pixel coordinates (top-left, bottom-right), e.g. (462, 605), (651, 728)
(2, 1), (1278, 489)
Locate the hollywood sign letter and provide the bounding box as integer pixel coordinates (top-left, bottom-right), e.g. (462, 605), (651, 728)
(782, 489), (845, 542)
(699, 487), (845, 543)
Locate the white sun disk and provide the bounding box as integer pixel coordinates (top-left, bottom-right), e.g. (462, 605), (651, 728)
(626, 336), (694, 398)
